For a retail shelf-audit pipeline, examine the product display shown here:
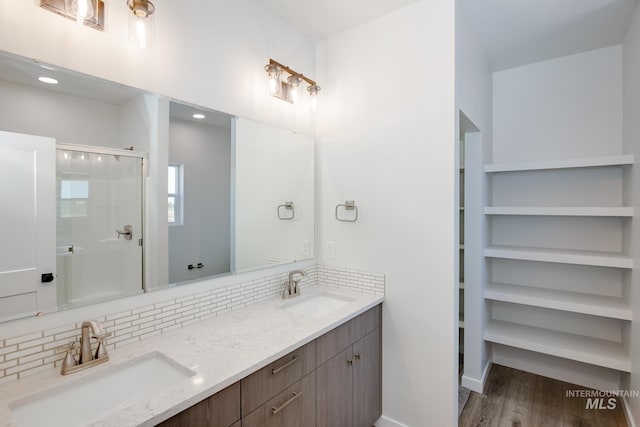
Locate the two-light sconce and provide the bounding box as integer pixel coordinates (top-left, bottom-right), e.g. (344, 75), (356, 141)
(265, 59), (321, 112)
(39, 0), (155, 48)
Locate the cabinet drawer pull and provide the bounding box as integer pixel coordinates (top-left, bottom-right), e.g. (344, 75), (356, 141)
(271, 392), (303, 415)
(347, 359), (353, 366)
(355, 353), (361, 360)
(272, 355), (300, 375)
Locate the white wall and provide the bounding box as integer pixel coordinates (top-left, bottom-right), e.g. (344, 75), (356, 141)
(0, 0), (315, 137)
(0, 79), (121, 148)
(623, 2), (640, 424)
(455, 1), (494, 392)
(493, 45), (623, 163)
(168, 118), (231, 283)
(316, 1), (456, 425)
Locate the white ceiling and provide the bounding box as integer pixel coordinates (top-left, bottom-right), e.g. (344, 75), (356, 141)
(257, 0), (638, 71)
(254, 0), (420, 41)
(459, 0), (640, 71)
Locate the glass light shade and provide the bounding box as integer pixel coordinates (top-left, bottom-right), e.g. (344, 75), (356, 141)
(65, 0), (95, 25)
(264, 64), (281, 96)
(129, 12), (154, 48)
(307, 84), (321, 112)
(128, 0), (155, 48)
(287, 75), (303, 104)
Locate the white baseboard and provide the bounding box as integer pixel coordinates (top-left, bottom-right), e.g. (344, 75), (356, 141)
(461, 360), (491, 393)
(375, 415), (410, 427)
(624, 396), (637, 427)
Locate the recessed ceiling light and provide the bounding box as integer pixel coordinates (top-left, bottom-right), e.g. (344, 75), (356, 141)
(38, 77), (59, 85)
(193, 113), (205, 119)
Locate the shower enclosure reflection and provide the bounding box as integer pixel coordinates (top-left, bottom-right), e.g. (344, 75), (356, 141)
(56, 146), (144, 307)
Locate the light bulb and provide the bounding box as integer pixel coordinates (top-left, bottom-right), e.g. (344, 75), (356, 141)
(65, 0), (94, 25)
(310, 96), (318, 112)
(136, 19), (147, 48)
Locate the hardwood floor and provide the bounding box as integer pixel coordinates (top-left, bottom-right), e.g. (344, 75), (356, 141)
(459, 365), (628, 427)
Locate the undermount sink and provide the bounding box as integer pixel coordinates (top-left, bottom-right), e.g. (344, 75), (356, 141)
(281, 292), (354, 319)
(10, 352), (195, 427)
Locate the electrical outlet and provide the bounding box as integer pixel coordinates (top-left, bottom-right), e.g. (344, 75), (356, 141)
(326, 241), (336, 259)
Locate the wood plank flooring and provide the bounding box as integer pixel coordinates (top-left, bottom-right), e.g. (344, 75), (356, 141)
(459, 365), (628, 427)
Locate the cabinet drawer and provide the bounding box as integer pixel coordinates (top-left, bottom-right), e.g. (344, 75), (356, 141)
(156, 381), (240, 427)
(243, 372), (316, 427)
(241, 341), (316, 416)
(316, 304), (380, 366)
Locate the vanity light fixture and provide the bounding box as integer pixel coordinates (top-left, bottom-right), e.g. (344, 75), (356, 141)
(127, 0), (155, 48)
(264, 59), (321, 111)
(193, 113), (206, 119)
(38, 76), (59, 85)
(40, 0), (105, 30)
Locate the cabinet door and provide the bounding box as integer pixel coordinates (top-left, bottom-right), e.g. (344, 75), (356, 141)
(242, 341), (316, 416)
(242, 372), (316, 427)
(353, 328), (382, 427)
(317, 346), (353, 427)
(157, 382), (240, 427)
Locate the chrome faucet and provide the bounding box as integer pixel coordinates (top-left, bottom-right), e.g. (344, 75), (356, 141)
(283, 270), (306, 299)
(56, 319), (112, 375)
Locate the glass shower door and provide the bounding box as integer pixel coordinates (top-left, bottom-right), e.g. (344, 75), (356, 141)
(56, 148), (143, 307)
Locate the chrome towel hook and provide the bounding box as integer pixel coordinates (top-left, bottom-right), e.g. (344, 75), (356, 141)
(335, 200), (358, 222)
(277, 201), (295, 220)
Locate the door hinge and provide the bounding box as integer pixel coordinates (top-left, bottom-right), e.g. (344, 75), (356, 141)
(138, 238), (143, 246)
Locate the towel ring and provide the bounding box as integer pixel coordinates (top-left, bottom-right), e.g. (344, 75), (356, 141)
(335, 200), (358, 222)
(277, 201), (295, 220)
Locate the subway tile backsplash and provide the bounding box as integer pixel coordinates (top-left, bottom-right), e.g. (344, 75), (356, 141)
(0, 264), (383, 383)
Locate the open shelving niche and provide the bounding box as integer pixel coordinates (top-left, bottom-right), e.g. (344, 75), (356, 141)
(482, 155), (634, 389)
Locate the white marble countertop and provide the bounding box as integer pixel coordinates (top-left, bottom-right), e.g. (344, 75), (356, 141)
(0, 286), (383, 427)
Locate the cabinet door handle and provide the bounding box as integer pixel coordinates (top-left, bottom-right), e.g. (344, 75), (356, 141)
(355, 353), (361, 360)
(272, 355), (300, 375)
(347, 359), (353, 366)
(271, 392), (303, 415)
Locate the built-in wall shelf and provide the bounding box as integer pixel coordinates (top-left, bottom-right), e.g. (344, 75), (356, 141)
(484, 246), (633, 269)
(484, 320), (631, 372)
(485, 283), (632, 320)
(485, 155), (634, 173)
(484, 207), (634, 217)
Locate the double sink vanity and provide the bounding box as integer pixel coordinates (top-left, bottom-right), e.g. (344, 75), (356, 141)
(0, 285), (383, 427)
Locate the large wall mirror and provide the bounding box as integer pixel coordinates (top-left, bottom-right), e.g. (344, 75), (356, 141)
(0, 50), (315, 323)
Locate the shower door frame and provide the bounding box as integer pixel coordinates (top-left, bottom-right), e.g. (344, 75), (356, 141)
(56, 143), (148, 296)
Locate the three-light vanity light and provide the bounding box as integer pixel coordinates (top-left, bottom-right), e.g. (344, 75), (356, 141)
(40, 0), (156, 48)
(265, 59), (321, 112)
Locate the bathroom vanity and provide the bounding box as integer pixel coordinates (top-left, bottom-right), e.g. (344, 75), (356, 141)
(0, 287), (382, 427)
(159, 304), (381, 427)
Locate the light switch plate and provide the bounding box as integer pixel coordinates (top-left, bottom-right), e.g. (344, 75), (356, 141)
(325, 241), (336, 259)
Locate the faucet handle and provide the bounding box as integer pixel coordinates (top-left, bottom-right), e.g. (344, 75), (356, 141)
(56, 341), (79, 374)
(56, 340), (79, 354)
(91, 331), (112, 340)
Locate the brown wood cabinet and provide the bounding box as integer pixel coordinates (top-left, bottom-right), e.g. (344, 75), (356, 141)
(241, 341), (316, 416)
(157, 381), (240, 427)
(155, 304), (382, 427)
(317, 305), (382, 427)
(243, 372), (316, 427)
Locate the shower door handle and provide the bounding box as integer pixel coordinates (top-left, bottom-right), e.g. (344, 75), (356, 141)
(116, 225), (133, 240)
